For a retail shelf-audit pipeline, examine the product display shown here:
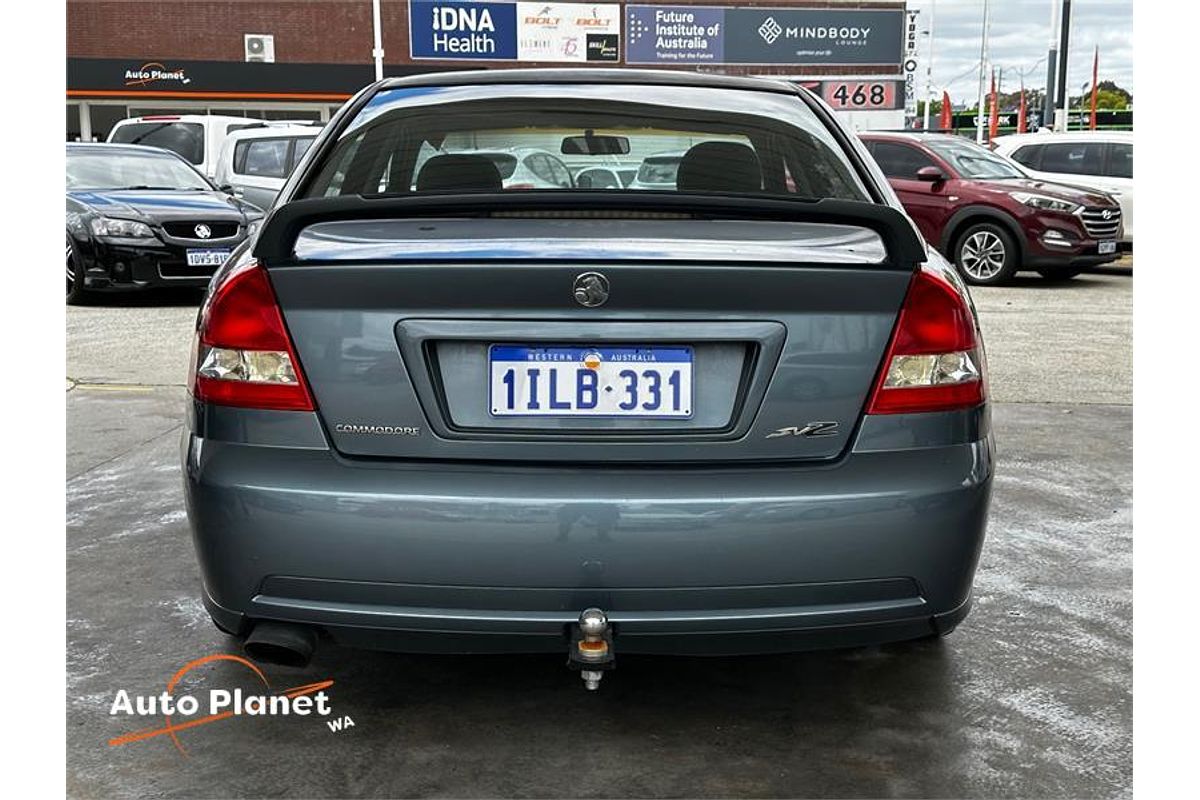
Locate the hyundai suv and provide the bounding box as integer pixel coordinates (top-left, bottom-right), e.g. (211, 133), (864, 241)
(861, 132), (1121, 285)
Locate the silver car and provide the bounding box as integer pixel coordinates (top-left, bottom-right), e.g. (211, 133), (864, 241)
(183, 70), (993, 688)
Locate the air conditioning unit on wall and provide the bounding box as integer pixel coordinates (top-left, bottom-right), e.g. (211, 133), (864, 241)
(244, 34), (275, 63)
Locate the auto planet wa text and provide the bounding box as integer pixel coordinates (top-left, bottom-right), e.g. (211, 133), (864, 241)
(109, 688), (333, 717)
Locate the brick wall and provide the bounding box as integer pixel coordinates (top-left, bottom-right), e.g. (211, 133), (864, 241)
(68, 0), (903, 76)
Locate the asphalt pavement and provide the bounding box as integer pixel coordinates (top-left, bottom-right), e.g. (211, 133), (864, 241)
(66, 263), (1132, 799)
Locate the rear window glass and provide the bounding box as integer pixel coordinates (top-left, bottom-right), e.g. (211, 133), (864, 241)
(110, 122), (204, 165)
(291, 136), (316, 168)
(234, 138), (290, 178)
(300, 84), (868, 202)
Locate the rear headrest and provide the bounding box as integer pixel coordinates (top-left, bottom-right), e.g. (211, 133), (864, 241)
(416, 154), (502, 192)
(675, 142), (763, 193)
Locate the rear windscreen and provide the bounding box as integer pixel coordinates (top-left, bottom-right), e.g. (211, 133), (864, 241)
(110, 122), (204, 165)
(300, 84), (868, 202)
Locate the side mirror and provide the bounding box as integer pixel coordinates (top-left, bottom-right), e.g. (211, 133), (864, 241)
(916, 166), (947, 183)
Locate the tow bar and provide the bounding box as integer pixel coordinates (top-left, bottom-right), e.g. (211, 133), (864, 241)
(568, 608), (614, 691)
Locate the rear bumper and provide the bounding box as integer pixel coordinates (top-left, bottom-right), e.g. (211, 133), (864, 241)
(183, 407), (993, 655)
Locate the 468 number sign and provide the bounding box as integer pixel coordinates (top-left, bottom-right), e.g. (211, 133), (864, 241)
(821, 81), (900, 110)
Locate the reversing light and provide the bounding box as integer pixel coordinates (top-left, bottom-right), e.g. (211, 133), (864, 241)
(189, 260), (314, 411)
(866, 265), (986, 415)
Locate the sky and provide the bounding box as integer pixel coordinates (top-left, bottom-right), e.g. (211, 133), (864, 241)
(905, 0), (1133, 105)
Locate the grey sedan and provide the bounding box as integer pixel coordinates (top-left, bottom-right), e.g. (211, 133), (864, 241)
(183, 70), (993, 689)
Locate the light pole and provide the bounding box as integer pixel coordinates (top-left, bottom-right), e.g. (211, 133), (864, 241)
(975, 0), (991, 143)
(371, 0), (385, 81)
(1043, 0), (1060, 130)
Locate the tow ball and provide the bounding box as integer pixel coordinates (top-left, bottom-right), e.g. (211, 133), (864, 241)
(568, 608), (614, 691)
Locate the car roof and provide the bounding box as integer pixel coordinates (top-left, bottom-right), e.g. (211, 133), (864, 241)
(859, 131), (960, 142)
(113, 114), (253, 125)
(224, 125), (322, 143)
(450, 146), (554, 157)
(379, 68), (802, 96)
(993, 130), (1133, 144)
(66, 142), (183, 158)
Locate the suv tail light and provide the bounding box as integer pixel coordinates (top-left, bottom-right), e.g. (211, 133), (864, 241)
(866, 265), (986, 415)
(189, 260), (314, 411)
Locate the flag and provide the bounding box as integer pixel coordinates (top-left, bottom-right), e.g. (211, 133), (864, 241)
(988, 69), (999, 142)
(940, 90), (953, 130)
(1017, 85), (1027, 133)
(1089, 46), (1099, 130)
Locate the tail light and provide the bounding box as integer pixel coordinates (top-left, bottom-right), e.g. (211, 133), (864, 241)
(866, 265), (986, 415)
(189, 259), (314, 411)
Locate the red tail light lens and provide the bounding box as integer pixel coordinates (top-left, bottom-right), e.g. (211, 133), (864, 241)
(866, 265), (986, 415)
(189, 260), (314, 411)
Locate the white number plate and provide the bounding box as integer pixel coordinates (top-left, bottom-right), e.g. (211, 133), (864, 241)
(1098, 241), (1117, 255)
(186, 249), (232, 267)
(489, 345), (693, 418)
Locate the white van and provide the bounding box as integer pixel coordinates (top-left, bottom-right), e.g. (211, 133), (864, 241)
(107, 114), (267, 180)
(992, 131), (1133, 245)
(107, 115), (317, 181)
(213, 125), (321, 210)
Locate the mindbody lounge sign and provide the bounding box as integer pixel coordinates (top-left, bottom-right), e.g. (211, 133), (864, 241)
(625, 4), (904, 66)
(409, 0), (621, 62)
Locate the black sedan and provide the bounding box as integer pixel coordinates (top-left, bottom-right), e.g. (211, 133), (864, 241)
(66, 143), (263, 303)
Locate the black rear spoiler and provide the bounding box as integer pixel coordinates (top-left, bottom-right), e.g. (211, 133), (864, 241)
(253, 193), (927, 268)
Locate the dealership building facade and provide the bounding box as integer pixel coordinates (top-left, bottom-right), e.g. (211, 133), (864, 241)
(67, 0), (912, 141)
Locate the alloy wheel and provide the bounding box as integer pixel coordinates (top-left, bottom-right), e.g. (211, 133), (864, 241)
(959, 230), (1007, 281)
(66, 241), (75, 294)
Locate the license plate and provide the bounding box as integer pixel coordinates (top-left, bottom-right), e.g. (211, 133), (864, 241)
(1098, 241), (1117, 255)
(186, 249), (232, 267)
(489, 345), (693, 418)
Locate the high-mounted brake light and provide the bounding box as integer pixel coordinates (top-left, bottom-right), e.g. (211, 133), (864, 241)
(866, 265), (986, 415)
(189, 260), (314, 411)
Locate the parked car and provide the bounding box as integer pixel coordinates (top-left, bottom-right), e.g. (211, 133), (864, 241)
(573, 165), (630, 189)
(860, 132), (1122, 284)
(213, 125), (319, 210)
(448, 147), (574, 189)
(991, 131), (1132, 246)
(184, 70), (993, 685)
(628, 151), (684, 189)
(66, 143), (262, 303)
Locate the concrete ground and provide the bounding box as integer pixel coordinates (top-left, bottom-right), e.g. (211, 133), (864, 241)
(66, 262), (1132, 799)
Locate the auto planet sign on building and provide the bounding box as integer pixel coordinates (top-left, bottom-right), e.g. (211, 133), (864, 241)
(409, 1), (620, 62)
(625, 4), (904, 66)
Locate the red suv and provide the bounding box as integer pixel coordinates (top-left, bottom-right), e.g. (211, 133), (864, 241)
(860, 132), (1122, 285)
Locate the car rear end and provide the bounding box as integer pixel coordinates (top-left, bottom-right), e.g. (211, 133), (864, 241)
(182, 73), (993, 660)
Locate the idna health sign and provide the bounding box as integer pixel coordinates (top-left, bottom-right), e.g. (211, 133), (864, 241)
(410, 1), (519, 60)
